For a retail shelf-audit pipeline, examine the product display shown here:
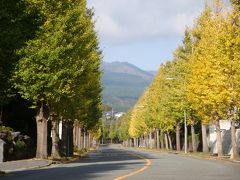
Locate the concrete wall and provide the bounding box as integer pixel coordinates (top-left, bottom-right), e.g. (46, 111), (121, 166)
(0, 139), (6, 162)
(208, 120), (240, 155)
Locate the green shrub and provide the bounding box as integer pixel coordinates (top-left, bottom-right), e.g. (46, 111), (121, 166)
(76, 148), (88, 156)
(15, 140), (26, 150)
(0, 125), (13, 132)
(0, 126), (13, 142)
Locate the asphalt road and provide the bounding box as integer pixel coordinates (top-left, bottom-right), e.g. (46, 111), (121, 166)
(2, 145), (240, 180)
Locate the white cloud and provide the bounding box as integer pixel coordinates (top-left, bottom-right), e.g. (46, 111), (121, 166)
(87, 0), (205, 44)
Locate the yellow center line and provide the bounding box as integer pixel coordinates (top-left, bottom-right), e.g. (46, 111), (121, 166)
(113, 152), (152, 180)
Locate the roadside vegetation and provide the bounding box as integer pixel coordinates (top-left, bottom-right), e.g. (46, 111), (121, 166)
(113, 0), (240, 160)
(0, 0), (102, 160)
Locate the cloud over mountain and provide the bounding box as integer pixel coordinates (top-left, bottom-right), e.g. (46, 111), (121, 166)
(87, 0), (204, 44)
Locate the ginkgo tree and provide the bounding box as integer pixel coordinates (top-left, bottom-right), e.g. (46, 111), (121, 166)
(113, 0), (240, 159)
(219, 4), (240, 159)
(188, 1), (240, 158)
(129, 90), (149, 140)
(147, 63), (176, 150)
(0, 0), (41, 123)
(13, 0), (102, 159)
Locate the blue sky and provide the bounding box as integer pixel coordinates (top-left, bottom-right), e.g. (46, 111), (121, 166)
(87, 0), (206, 71)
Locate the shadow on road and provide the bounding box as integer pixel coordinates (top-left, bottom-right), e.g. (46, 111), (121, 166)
(2, 162), (144, 180)
(1, 145), (153, 180)
(78, 146), (155, 163)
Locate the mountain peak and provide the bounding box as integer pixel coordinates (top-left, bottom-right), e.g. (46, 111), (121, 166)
(102, 61), (153, 80)
(101, 61), (155, 112)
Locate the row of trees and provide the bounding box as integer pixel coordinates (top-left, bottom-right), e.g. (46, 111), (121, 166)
(1, 0), (102, 159)
(114, 0), (240, 160)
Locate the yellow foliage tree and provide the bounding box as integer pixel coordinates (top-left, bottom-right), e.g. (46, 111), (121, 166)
(187, 1), (240, 157)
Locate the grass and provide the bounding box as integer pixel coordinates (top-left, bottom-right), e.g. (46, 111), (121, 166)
(127, 147), (240, 163)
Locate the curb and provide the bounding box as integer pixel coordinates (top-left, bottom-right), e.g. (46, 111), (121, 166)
(171, 152), (240, 164)
(1, 160), (53, 174)
(127, 147), (240, 164)
(167, 151), (240, 164)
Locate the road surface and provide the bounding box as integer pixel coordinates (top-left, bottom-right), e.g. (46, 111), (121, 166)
(2, 144), (240, 180)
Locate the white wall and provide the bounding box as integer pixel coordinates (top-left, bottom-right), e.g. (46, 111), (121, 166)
(208, 120), (240, 155)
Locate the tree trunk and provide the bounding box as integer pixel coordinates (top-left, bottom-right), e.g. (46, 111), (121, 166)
(144, 134), (148, 148)
(153, 129), (156, 149)
(83, 129), (86, 148)
(77, 124), (80, 149)
(160, 131), (164, 149)
(215, 121), (223, 157)
(149, 132), (152, 149)
(144, 134), (147, 148)
(86, 132), (90, 149)
(134, 138), (137, 147)
(85, 132), (88, 148)
(230, 120), (239, 160)
(51, 115), (60, 159)
(36, 103), (48, 159)
(164, 133), (169, 150)
(89, 133), (91, 148)
(81, 129), (84, 148)
(201, 123), (209, 153)
(140, 136), (143, 147)
(167, 132), (173, 150)
(78, 126), (81, 149)
(0, 106), (3, 125)
(73, 122), (79, 149)
(73, 122), (76, 148)
(191, 122), (197, 152)
(176, 123), (181, 151)
(156, 129), (160, 149)
(147, 133), (150, 148)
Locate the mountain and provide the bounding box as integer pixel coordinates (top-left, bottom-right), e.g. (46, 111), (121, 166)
(101, 61), (154, 112)
(102, 61), (153, 80)
(147, 71), (157, 76)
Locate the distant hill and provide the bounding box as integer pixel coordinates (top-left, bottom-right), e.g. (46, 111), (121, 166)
(101, 61), (154, 112)
(147, 71), (157, 76)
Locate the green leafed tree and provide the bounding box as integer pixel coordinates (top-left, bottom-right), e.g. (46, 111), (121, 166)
(117, 110), (132, 142)
(13, 0), (102, 159)
(0, 0), (41, 123)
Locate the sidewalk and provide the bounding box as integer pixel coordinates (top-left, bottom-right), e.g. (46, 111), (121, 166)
(128, 147), (240, 164)
(0, 159), (52, 173)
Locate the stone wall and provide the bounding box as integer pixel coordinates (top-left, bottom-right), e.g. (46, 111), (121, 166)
(0, 139), (6, 162)
(208, 120), (240, 155)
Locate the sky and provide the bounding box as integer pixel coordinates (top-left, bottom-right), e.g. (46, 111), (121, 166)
(87, 0), (206, 71)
